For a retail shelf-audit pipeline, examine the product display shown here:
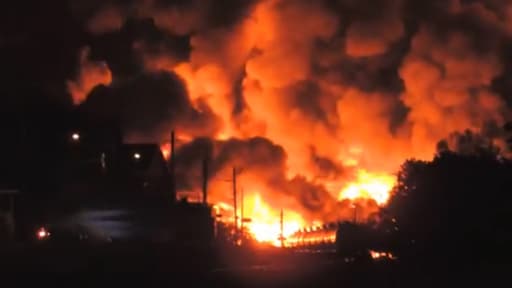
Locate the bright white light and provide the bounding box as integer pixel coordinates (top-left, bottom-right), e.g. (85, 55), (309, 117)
(71, 133), (80, 141)
(133, 153), (141, 160)
(37, 227), (50, 240)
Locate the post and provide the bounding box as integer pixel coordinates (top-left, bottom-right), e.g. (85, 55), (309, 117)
(352, 203), (357, 224)
(170, 130), (176, 204)
(202, 157), (208, 204)
(240, 187), (244, 237)
(232, 167), (237, 239)
(280, 208), (284, 248)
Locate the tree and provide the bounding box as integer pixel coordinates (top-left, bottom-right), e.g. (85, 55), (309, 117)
(385, 152), (512, 264)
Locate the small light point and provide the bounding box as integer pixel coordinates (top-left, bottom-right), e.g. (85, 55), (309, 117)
(71, 133), (80, 141)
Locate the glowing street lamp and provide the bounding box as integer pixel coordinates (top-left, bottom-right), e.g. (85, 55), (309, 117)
(71, 132), (80, 142)
(36, 227), (50, 240)
(133, 153), (141, 160)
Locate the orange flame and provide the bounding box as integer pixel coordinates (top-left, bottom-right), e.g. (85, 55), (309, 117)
(160, 143), (171, 160)
(213, 193), (305, 247)
(244, 193), (304, 246)
(369, 250), (397, 260)
(338, 170), (396, 206)
(160, 148), (397, 246)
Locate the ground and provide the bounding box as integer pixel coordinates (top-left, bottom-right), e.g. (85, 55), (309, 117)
(0, 243), (509, 287)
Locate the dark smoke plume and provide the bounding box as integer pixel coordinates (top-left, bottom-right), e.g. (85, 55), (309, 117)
(21, 0), (512, 223)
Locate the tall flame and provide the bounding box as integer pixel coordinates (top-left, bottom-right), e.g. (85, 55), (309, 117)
(244, 193), (304, 246)
(213, 193), (305, 247)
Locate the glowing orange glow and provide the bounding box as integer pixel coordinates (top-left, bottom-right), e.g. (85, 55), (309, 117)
(214, 201), (234, 212)
(339, 170), (396, 205)
(160, 143), (171, 160)
(369, 250), (396, 260)
(84, 0), (511, 240)
(142, 0), (407, 230)
(214, 193), (305, 247)
(67, 47), (112, 105)
(173, 63), (236, 139)
(244, 194), (304, 246)
(287, 229), (337, 247)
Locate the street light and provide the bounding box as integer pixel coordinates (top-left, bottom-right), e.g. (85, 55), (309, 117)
(71, 132), (80, 142)
(36, 227), (50, 240)
(133, 153), (141, 160)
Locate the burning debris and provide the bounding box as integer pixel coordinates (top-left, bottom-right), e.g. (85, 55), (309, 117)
(338, 170), (396, 206)
(369, 250), (397, 261)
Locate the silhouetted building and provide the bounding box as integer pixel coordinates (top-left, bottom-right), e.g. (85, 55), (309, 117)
(18, 124), (214, 247)
(115, 144), (173, 201)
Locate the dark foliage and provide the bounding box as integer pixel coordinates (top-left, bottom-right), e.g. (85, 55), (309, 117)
(385, 151), (512, 264)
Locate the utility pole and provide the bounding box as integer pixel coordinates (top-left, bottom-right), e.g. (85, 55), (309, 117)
(169, 130), (176, 204)
(280, 208), (284, 248)
(352, 203), (357, 224)
(232, 166), (238, 241)
(202, 156), (208, 204)
(240, 187), (244, 239)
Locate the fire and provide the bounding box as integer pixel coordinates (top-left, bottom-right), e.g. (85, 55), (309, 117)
(214, 193), (305, 247)
(369, 250), (396, 260)
(287, 227), (337, 247)
(339, 170), (396, 205)
(76, 0), (512, 239)
(244, 194), (304, 246)
(160, 143), (171, 160)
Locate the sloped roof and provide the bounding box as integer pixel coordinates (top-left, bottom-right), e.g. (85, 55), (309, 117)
(118, 144), (168, 173)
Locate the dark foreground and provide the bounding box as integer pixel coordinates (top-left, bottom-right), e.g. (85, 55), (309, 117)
(0, 243), (510, 287)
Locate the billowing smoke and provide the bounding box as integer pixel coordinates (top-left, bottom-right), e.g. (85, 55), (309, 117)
(437, 128), (503, 156)
(78, 71), (221, 142)
(173, 136), (370, 223)
(64, 0), (512, 225)
(344, 0), (405, 58)
(67, 47), (112, 105)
